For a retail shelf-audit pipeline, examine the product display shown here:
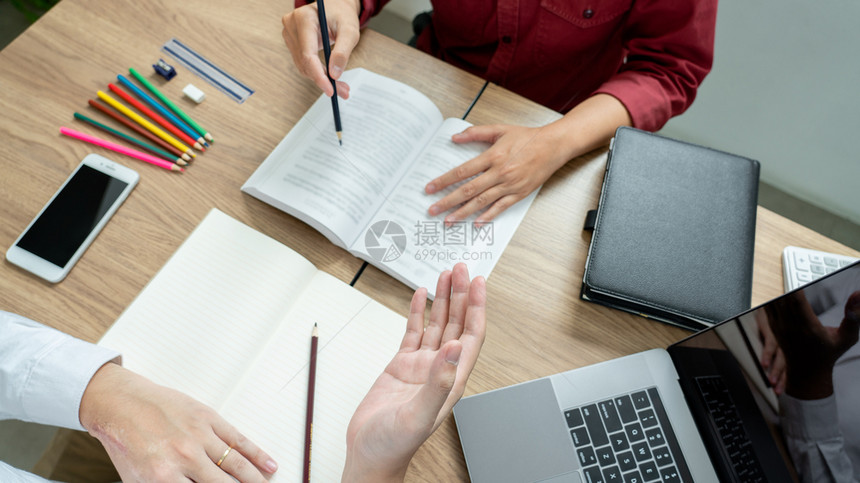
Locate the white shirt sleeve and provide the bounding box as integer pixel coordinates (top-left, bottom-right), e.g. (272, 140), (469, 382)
(0, 462), (54, 483)
(779, 393), (858, 482)
(0, 310), (120, 430)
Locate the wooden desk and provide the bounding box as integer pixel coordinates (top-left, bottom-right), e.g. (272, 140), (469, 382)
(2, 1), (858, 481)
(0, 0), (486, 345)
(353, 83), (860, 480)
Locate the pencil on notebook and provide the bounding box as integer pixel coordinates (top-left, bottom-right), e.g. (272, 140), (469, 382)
(60, 127), (184, 172)
(108, 83), (205, 151)
(129, 67), (214, 143)
(96, 90), (196, 159)
(87, 99), (191, 161)
(116, 74), (207, 147)
(73, 112), (187, 166)
(302, 322), (318, 483)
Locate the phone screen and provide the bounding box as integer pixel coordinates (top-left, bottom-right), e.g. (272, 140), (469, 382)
(16, 165), (130, 267)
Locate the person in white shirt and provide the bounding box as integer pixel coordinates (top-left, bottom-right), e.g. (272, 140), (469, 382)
(758, 269), (860, 482)
(1, 263), (486, 482)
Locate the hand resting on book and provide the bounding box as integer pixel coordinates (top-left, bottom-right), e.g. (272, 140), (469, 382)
(343, 262), (487, 482)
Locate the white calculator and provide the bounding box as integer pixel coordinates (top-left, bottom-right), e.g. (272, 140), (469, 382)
(782, 246), (858, 292)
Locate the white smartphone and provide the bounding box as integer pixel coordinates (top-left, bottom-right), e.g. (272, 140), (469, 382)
(6, 154), (139, 283)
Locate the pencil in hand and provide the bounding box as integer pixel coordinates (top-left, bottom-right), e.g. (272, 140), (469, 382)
(316, 0), (343, 146)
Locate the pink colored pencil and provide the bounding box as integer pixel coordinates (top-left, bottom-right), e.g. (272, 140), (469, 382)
(60, 127), (184, 172)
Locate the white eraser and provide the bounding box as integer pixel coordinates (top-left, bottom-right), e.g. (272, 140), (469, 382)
(183, 83), (206, 103)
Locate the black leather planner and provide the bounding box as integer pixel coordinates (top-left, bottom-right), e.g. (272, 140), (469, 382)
(581, 127), (760, 331)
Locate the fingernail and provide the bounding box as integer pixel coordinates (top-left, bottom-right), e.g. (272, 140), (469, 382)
(265, 459), (278, 473)
(446, 345), (462, 365)
(429, 205), (439, 215)
(426, 183), (436, 194)
(331, 64), (343, 78)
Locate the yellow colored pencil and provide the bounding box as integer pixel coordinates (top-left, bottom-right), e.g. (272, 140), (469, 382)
(96, 90), (195, 158)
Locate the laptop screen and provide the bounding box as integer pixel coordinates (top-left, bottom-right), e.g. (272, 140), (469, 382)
(668, 261), (859, 482)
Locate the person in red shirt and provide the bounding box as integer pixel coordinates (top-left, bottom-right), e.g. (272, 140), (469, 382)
(282, 0), (717, 224)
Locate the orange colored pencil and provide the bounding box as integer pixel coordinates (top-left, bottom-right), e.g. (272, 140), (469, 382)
(88, 99), (191, 162)
(108, 83), (205, 152)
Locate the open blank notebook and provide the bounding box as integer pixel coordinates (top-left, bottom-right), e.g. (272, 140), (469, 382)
(99, 208), (406, 481)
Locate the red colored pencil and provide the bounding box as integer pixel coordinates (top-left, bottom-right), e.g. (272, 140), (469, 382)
(108, 83), (205, 152)
(87, 99), (191, 162)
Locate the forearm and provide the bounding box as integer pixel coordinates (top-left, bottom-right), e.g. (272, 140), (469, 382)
(542, 93), (632, 165)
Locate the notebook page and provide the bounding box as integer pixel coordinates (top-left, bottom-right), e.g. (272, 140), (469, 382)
(218, 270), (405, 482)
(98, 209), (320, 409)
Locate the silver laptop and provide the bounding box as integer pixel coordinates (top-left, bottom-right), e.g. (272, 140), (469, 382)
(454, 261), (860, 482)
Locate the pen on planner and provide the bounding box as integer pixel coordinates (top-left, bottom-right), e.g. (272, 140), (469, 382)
(96, 90), (196, 159)
(108, 83), (205, 151)
(73, 112), (188, 166)
(316, 0), (343, 145)
(116, 74), (207, 147)
(303, 322), (318, 483)
(60, 127), (184, 172)
(87, 99), (192, 162)
(128, 67), (214, 143)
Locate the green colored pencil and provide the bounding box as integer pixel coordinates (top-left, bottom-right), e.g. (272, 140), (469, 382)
(73, 112), (185, 166)
(129, 67), (214, 143)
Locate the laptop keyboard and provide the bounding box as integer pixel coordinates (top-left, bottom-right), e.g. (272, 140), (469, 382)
(564, 387), (690, 483)
(696, 376), (765, 482)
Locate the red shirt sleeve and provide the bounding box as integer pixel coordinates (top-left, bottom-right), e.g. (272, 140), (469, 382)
(593, 0), (717, 131)
(293, 0), (389, 27)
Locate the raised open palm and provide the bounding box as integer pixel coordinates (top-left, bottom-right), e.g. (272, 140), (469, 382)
(343, 263), (487, 482)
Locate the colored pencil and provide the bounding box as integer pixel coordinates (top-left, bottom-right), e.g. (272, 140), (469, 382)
(108, 83), (205, 151)
(60, 127), (184, 172)
(129, 67), (214, 143)
(317, 0), (343, 145)
(88, 99), (191, 161)
(96, 90), (195, 158)
(302, 323), (318, 483)
(73, 113), (187, 166)
(116, 74), (207, 147)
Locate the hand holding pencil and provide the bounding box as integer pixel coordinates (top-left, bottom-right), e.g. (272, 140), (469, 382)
(342, 263), (487, 481)
(281, 0), (355, 145)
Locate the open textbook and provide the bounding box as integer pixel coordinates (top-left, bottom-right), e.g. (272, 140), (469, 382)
(98, 209), (405, 482)
(242, 68), (537, 298)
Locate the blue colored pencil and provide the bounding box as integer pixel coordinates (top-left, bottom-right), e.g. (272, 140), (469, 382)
(115, 74), (208, 147)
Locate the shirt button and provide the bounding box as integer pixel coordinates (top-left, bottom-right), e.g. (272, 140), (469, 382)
(583, 8), (594, 19)
(502, 35), (512, 44)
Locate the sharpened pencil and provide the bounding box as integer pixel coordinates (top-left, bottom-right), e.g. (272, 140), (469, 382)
(73, 112), (187, 166)
(116, 74), (207, 147)
(302, 323), (318, 483)
(60, 127), (184, 172)
(129, 67), (214, 143)
(316, 0), (343, 145)
(88, 99), (191, 162)
(96, 90), (195, 158)
(108, 83), (205, 151)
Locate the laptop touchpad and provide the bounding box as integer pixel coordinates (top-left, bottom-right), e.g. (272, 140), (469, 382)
(454, 378), (578, 482)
